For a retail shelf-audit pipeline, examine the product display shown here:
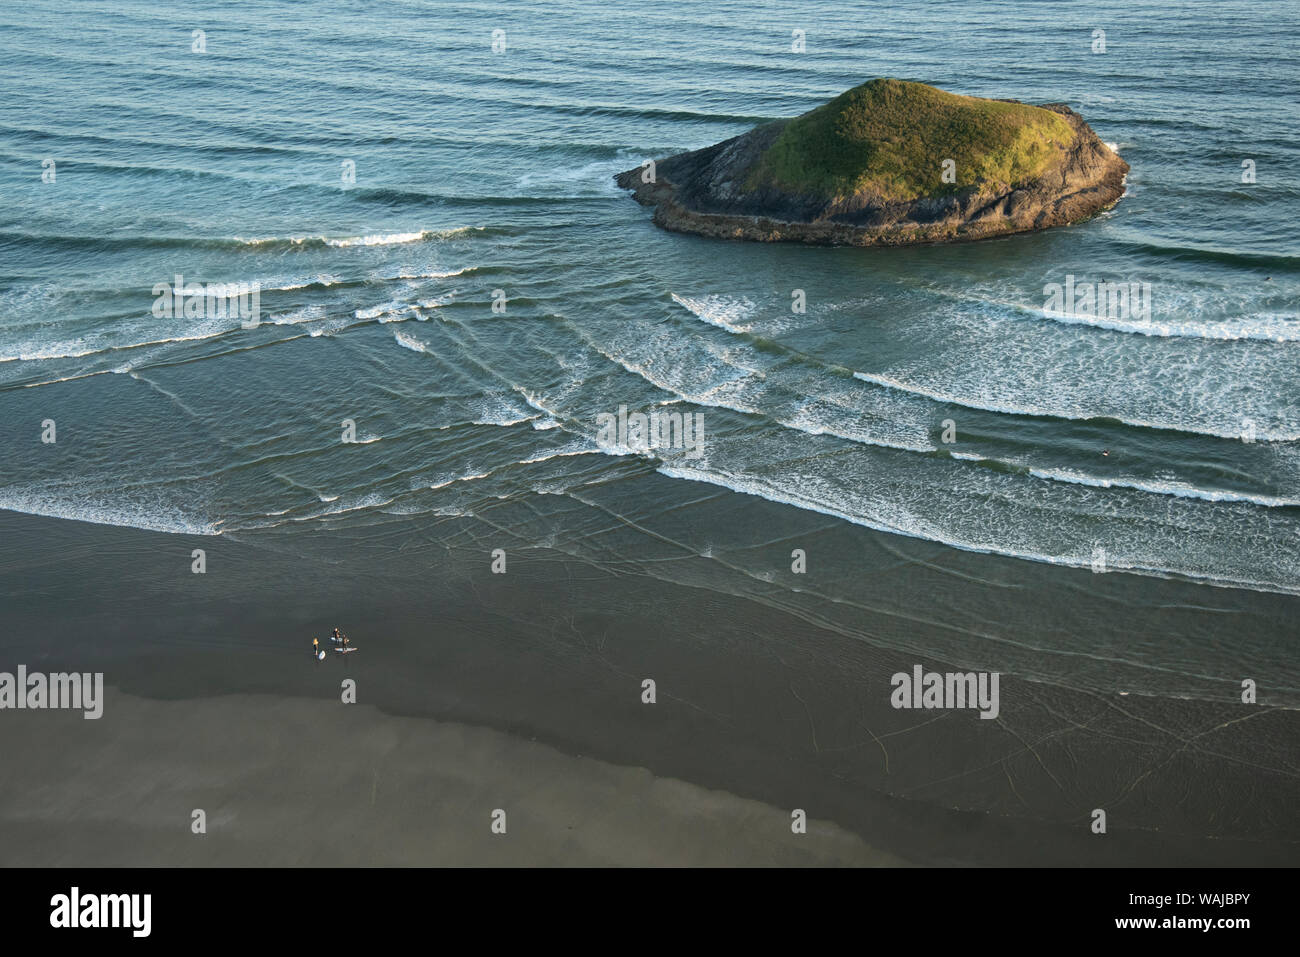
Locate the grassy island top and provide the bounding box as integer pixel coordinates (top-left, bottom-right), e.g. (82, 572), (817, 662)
(745, 78), (1076, 203)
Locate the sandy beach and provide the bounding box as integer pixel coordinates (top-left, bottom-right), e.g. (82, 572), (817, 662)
(1, 688), (902, 867)
(2, 507), (1296, 866)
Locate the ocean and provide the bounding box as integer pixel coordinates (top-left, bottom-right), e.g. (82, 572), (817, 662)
(1, 0), (1298, 864)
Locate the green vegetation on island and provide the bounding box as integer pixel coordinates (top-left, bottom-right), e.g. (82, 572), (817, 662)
(746, 79), (1076, 202)
(616, 78), (1128, 246)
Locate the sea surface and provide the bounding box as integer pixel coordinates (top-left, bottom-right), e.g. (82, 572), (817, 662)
(2, 1), (1298, 707)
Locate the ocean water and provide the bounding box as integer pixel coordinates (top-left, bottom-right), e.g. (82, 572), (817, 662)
(2, 2), (1298, 698)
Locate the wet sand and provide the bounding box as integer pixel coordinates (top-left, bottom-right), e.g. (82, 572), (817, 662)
(1, 690), (897, 866)
(1, 508), (1297, 866)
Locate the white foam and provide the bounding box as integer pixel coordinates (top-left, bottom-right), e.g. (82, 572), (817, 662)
(394, 266), (473, 280)
(517, 443), (601, 465)
(583, 333), (933, 454)
(514, 388), (566, 423)
(0, 318), (255, 365)
(1027, 466), (1300, 507)
(264, 273), (341, 291)
(235, 227), (482, 248)
(1037, 306), (1300, 342)
(0, 338), (103, 363)
(428, 468), (496, 491)
(884, 287), (1300, 440)
(466, 392), (539, 428)
(327, 231), (426, 247)
(270, 305), (326, 325)
(247, 492), (395, 528)
(852, 370), (1300, 442)
(0, 486), (220, 535)
(393, 330), (429, 353)
(356, 298), (412, 321)
(655, 454), (1300, 595)
(472, 412), (538, 428)
(671, 293), (756, 333)
(516, 158), (625, 195)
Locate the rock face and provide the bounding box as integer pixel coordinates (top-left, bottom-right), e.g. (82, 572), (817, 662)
(615, 79), (1128, 246)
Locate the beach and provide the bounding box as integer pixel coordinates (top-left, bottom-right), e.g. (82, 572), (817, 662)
(3, 507), (1296, 866)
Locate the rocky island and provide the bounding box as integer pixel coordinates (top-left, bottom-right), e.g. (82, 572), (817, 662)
(615, 79), (1128, 246)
